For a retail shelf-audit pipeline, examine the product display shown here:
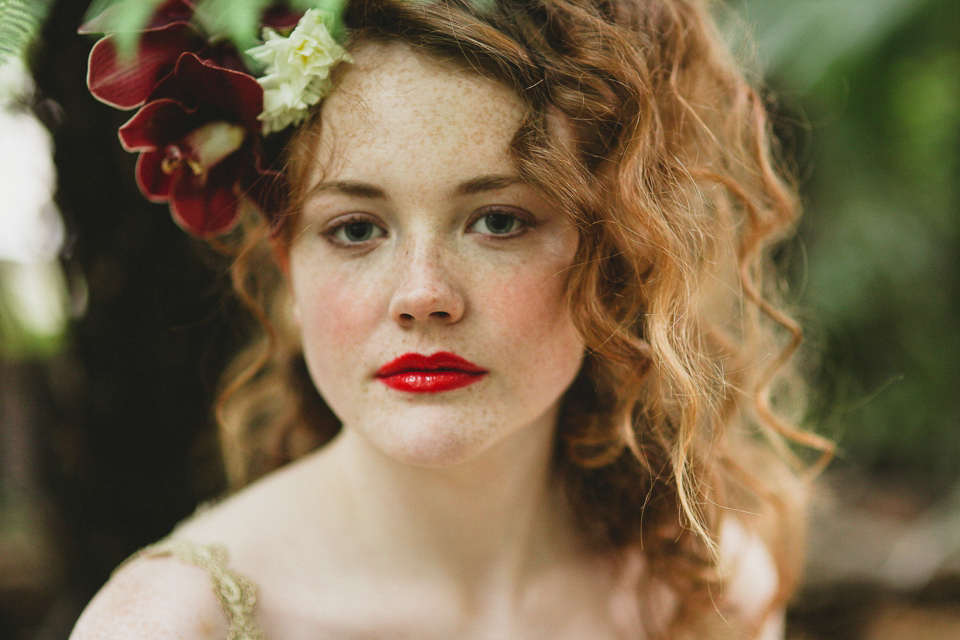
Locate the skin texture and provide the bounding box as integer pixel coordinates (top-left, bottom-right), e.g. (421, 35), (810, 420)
(69, 43), (783, 640)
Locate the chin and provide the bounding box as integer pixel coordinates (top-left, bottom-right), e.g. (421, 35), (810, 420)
(371, 419), (498, 469)
(346, 411), (510, 469)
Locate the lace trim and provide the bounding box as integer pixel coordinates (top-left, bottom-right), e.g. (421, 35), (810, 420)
(133, 538), (267, 640)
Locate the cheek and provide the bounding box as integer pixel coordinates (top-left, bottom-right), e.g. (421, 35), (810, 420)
(293, 263), (384, 360)
(479, 255), (582, 363)
(486, 272), (565, 329)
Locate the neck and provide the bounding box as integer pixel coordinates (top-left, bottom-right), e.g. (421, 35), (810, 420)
(307, 410), (580, 595)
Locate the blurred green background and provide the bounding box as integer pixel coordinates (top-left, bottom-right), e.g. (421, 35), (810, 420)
(0, 0), (958, 638)
(741, 0), (959, 487)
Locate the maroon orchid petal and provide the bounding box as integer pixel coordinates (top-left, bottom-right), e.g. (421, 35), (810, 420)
(118, 98), (197, 151)
(87, 23), (204, 109)
(128, 115), (250, 229)
(201, 42), (251, 74)
(152, 53), (263, 129)
(135, 150), (175, 201)
(261, 5), (305, 31)
(169, 152), (245, 237)
(146, 0), (196, 30)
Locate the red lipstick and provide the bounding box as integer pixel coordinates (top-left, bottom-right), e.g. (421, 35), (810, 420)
(376, 352), (487, 393)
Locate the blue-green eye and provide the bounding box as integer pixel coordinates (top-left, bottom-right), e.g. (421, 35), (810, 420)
(470, 210), (527, 236)
(328, 218), (386, 245)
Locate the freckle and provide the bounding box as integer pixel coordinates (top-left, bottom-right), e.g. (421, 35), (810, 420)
(468, 121), (492, 149)
(195, 613), (220, 638)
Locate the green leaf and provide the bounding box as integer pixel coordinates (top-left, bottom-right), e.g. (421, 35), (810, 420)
(192, 0), (275, 50)
(0, 0), (55, 66)
(291, 0), (350, 39)
(735, 0), (936, 89)
(81, 0), (170, 60)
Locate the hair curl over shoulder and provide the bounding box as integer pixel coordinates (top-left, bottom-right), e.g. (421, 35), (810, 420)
(216, 0), (832, 635)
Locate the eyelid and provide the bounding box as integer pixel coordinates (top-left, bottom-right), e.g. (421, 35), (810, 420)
(321, 212), (388, 247)
(466, 205), (537, 237)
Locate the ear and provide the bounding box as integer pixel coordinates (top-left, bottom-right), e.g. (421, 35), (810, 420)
(270, 235), (301, 327)
(271, 236), (291, 274)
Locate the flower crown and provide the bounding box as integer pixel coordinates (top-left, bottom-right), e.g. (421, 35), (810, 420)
(82, 0), (350, 237)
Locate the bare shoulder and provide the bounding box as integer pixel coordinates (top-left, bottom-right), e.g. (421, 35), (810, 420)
(69, 552), (227, 640)
(718, 516), (785, 639)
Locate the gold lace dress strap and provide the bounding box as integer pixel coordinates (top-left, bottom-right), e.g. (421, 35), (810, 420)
(132, 538), (267, 640)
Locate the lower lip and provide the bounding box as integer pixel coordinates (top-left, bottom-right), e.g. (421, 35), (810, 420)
(378, 371), (487, 393)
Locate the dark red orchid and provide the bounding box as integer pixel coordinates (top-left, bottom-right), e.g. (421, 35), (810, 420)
(118, 53), (281, 237)
(83, 1), (297, 236)
(84, 0), (305, 109)
(84, 1), (203, 109)
(87, 22), (206, 109)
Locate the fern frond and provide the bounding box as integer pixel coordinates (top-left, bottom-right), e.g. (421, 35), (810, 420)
(0, 0), (54, 66)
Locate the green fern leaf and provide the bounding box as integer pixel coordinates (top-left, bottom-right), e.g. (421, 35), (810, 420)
(0, 0), (54, 65)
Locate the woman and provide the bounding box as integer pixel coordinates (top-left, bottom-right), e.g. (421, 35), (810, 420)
(72, 0), (829, 637)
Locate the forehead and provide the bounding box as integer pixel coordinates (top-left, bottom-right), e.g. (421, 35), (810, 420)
(311, 42), (525, 181)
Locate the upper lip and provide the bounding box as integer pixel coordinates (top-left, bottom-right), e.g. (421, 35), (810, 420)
(376, 352), (487, 377)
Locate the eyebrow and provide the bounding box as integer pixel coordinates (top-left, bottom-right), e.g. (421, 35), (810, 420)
(306, 174), (523, 201)
(307, 180), (386, 200)
(456, 174), (522, 196)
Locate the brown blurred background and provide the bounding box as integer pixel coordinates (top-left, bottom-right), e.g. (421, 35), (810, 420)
(0, 0), (958, 638)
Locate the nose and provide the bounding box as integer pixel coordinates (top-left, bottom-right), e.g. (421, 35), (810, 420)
(388, 243), (465, 327)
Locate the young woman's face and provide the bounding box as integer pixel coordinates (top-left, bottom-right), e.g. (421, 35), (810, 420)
(288, 43), (584, 467)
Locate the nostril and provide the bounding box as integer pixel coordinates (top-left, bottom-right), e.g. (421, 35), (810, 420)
(390, 288), (464, 325)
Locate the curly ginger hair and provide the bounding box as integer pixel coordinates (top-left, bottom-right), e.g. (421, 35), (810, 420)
(216, 0), (832, 636)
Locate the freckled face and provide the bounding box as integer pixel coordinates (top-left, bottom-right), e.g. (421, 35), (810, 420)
(287, 43), (584, 467)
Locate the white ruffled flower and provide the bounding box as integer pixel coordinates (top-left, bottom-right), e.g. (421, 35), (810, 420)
(247, 9), (350, 134)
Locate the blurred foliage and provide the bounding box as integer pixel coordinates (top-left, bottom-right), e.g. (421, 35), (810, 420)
(743, 0), (960, 485)
(83, 0), (350, 57)
(0, 0), (55, 65)
(0, 262), (68, 359)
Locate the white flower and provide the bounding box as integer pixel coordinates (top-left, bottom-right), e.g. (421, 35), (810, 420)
(246, 9), (350, 134)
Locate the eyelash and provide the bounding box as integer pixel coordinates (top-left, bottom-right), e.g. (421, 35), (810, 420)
(467, 207), (535, 239)
(320, 207), (535, 248)
(322, 214), (387, 247)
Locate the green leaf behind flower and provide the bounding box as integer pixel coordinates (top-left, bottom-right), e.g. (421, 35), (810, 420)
(82, 0), (170, 59)
(291, 0), (350, 38)
(193, 0), (275, 50)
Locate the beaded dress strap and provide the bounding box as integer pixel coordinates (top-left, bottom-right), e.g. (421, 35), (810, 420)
(132, 538), (267, 640)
